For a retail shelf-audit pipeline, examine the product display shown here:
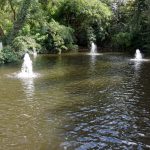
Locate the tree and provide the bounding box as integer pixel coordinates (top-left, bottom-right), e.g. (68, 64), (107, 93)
(129, 0), (150, 51)
(6, 0), (32, 45)
(57, 0), (112, 46)
(0, 0), (19, 21)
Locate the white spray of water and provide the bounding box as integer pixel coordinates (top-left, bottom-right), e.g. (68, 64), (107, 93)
(135, 49), (142, 60)
(18, 53), (35, 78)
(90, 42), (97, 54)
(33, 48), (37, 57)
(0, 42), (3, 51)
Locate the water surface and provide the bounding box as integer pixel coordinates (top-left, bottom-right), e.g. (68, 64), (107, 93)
(0, 53), (150, 150)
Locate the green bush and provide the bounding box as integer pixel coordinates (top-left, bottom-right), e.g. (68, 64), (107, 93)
(0, 46), (18, 63)
(13, 36), (41, 56)
(66, 44), (78, 51)
(112, 32), (132, 50)
(20, 24), (31, 35)
(34, 33), (47, 49)
(45, 19), (76, 53)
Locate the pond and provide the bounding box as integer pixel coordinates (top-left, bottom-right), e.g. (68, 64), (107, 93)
(0, 53), (150, 150)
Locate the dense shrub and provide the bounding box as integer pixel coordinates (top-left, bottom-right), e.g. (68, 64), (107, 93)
(45, 19), (76, 53)
(66, 44), (78, 51)
(112, 32), (132, 50)
(13, 36), (41, 56)
(0, 46), (18, 64)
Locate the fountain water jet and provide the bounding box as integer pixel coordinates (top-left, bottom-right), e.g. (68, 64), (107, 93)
(0, 42), (3, 51)
(33, 47), (37, 57)
(135, 49), (142, 60)
(130, 49), (150, 62)
(18, 53), (35, 78)
(90, 42), (97, 54)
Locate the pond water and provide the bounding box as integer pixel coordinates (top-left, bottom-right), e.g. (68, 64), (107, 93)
(0, 53), (150, 150)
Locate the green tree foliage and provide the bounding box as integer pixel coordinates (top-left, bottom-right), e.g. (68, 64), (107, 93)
(109, 0), (134, 50)
(57, 0), (112, 46)
(87, 27), (96, 43)
(45, 19), (76, 53)
(131, 0), (150, 51)
(13, 36), (41, 56)
(0, 0), (22, 39)
(112, 32), (132, 50)
(0, 46), (18, 63)
(7, 0), (32, 45)
(0, 0), (150, 64)
(109, 0), (150, 51)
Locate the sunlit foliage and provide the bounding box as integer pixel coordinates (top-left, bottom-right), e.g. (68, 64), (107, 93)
(0, 0), (150, 63)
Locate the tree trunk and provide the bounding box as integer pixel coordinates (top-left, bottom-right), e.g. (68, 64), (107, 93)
(8, 0), (16, 21)
(7, 0), (32, 45)
(0, 26), (4, 38)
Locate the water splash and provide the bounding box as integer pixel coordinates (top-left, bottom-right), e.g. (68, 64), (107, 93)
(130, 49), (149, 62)
(0, 42), (3, 51)
(90, 42), (97, 54)
(135, 49), (142, 60)
(18, 53), (35, 78)
(33, 48), (37, 58)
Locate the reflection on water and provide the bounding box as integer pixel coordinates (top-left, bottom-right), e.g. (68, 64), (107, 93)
(90, 55), (96, 66)
(89, 55), (97, 73)
(133, 61), (142, 81)
(21, 78), (35, 99)
(134, 61), (142, 72)
(0, 53), (150, 149)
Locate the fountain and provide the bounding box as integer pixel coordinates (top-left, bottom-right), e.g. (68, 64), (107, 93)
(18, 53), (35, 78)
(135, 49), (142, 60)
(130, 49), (147, 62)
(33, 47), (37, 57)
(0, 42), (3, 51)
(90, 42), (97, 54)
